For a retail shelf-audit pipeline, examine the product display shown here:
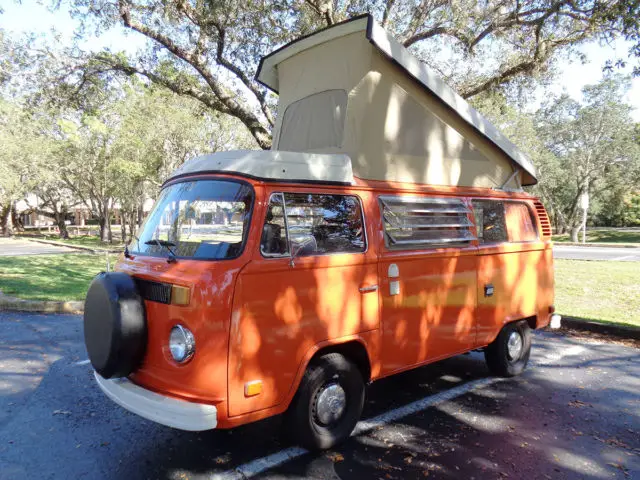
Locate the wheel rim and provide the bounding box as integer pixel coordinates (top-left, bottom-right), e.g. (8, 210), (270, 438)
(507, 331), (523, 360)
(314, 382), (346, 426)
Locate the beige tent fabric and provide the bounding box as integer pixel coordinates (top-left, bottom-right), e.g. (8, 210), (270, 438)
(272, 29), (519, 188)
(279, 89), (348, 151)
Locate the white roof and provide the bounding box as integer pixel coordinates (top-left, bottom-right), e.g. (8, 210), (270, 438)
(167, 150), (354, 184)
(256, 14), (537, 184)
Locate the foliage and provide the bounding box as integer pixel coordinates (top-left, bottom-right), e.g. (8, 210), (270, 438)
(535, 76), (640, 238)
(55, 0), (640, 148)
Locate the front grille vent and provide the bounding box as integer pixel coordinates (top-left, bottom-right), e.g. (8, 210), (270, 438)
(134, 277), (171, 304)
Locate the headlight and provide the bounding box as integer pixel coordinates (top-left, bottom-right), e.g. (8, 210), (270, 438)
(169, 325), (195, 363)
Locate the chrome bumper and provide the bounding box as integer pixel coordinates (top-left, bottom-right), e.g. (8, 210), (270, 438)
(94, 371), (217, 431)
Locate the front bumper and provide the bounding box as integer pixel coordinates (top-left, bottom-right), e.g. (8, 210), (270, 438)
(94, 371), (217, 431)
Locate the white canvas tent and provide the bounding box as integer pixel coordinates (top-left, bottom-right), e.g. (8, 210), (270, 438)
(256, 14), (537, 189)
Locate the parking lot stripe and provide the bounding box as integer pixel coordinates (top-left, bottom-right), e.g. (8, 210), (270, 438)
(213, 342), (584, 480)
(74, 359), (91, 366)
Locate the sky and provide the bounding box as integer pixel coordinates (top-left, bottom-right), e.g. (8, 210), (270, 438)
(2, 0), (639, 120)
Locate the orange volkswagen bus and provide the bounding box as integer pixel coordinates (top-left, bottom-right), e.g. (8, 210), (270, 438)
(83, 15), (558, 450)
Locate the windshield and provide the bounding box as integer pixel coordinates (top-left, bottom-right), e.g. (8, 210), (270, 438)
(132, 179), (254, 260)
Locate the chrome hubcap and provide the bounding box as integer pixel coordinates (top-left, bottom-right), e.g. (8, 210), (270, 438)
(507, 331), (523, 360)
(314, 383), (346, 426)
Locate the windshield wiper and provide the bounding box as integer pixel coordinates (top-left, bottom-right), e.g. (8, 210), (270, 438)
(144, 239), (178, 263)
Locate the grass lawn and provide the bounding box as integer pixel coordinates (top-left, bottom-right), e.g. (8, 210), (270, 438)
(555, 259), (640, 328)
(40, 234), (125, 249)
(553, 229), (640, 244)
(0, 254), (119, 301)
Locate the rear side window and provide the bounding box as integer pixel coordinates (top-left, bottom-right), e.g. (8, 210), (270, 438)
(261, 192), (366, 257)
(472, 200), (537, 244)
(505, 202), (537, 242)
(380, 195), (476, 249)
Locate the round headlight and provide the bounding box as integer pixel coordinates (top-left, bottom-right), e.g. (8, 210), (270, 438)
(169, 325), (195, 363)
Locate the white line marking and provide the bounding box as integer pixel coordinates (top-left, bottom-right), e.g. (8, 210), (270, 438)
(74, 359), (91, 366)
(613, 255), (637, 261)
(213, 344), (581, 480)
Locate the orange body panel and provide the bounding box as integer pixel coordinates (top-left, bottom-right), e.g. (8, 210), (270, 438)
(115, 174), (554, 429)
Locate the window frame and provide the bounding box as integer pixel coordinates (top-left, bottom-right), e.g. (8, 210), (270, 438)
(379, 195), (477, 252)
(130, 177), (255, 262)
(259, 191), (368, 259)
(471, 199), (539, 245)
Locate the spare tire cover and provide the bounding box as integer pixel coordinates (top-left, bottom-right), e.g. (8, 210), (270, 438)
(84, 272), (146, 379)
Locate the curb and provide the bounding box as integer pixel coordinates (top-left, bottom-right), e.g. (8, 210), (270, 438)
(559, 317), (640, 340)
(0, 290), (84, 314)
(553, 242), (640, 249)
(27, 238), (122, 254)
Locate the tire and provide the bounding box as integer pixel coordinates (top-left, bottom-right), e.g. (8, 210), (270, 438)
(484, 320), (532, 377)
(84, 272), (146, 379)
(285, 353), (364, 450)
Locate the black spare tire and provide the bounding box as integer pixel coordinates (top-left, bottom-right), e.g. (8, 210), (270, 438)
(83, 272), (147, 379)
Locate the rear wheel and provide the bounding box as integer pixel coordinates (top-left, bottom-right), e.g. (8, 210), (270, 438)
(484, 320), (532, 377)
(285, 353), (364, 450)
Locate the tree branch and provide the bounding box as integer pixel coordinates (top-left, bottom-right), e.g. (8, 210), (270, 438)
(118, 0), (271, 149)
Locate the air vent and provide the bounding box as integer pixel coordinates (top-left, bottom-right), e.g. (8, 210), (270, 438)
(134, 278), (171, 304)
(533, 201), (552, 238)
(380, 195), (476, 249)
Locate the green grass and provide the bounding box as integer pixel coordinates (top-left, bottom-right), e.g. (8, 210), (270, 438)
(553, 229), (640, 244)
(41, 235), (125, 249)
(0, 254), (119, 301)
(555, 259), (640, 327)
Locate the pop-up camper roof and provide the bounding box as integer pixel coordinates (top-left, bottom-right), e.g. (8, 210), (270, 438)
(256, 14), (537, 188)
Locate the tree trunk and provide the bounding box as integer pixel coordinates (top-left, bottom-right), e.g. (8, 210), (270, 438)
(128, 213), (136, 240)
(56, 205), (70, 239)
(120, 216), (127, 244)
(99, 217), (110, 243)
(11, 203), (24, 232)
(1, 203), (13, 237)
(570, 225), (580, 242)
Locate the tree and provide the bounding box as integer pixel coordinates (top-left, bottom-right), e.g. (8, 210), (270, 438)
(55, 80), (255, 243)
(0, 100), (42, 236)
(535, 76), (640, 241)
(58, 0), (640, 149)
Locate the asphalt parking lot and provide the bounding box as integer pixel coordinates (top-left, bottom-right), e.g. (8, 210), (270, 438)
(0, 311), (638, 480)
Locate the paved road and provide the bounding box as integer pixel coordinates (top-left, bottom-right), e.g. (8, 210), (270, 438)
(553, 245), (640, 261)
(0, 238), (78, 256)
(0, 311), (638, 480)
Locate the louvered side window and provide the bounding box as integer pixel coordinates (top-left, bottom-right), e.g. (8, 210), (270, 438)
(380, 195), (476, 250)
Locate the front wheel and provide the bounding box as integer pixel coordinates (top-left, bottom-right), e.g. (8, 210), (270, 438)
(285, 353), (364, 450)
(484, 320), (532, 377)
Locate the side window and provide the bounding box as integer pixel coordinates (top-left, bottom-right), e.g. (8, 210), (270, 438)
(472, 200), (536, 244)
(260, 192), (366, 257)
(472, 200), (508, 244)
(505, 202), (538, 242)
(260, 193), (290, 257)
(380, 195), (476, 249)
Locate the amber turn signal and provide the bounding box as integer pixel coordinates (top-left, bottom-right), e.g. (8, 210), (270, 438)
(244, 380), (263, 397)
(171, 285), (191, 306)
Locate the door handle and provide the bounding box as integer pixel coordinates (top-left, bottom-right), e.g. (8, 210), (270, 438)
(359, 285), (378, 293)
